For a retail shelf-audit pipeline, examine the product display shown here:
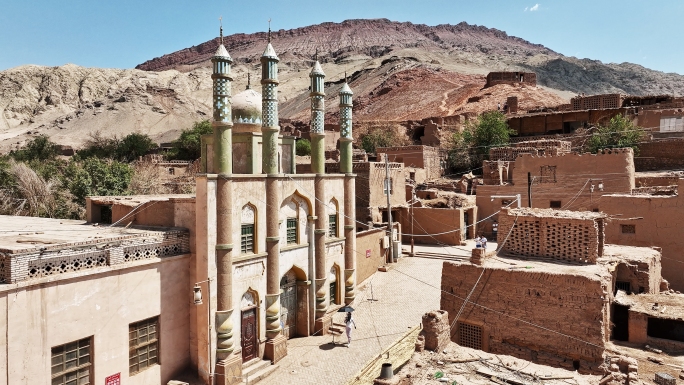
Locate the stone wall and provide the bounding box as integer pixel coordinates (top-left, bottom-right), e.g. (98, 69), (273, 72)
(497, 208), (605, 264)
(485, 72), (537, 88)
(440, 262), (609, 373)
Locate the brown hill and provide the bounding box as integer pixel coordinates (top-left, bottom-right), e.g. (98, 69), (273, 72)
(2, 19), (683, 152)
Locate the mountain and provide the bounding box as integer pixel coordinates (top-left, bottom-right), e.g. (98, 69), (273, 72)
(1, 18), (683, 152)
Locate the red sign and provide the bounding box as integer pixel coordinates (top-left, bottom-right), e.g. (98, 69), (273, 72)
(366, 249), (372, 258)
(105, 373), (121, 385)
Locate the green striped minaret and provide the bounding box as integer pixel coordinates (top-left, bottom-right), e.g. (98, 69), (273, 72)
(310, 59), (326, 174)
(339, 80), (353, 174)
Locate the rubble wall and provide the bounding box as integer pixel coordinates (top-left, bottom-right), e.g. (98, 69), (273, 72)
(440, 262), (609, 373)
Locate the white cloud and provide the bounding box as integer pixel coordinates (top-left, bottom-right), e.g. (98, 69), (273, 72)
(524, 6), (528, 11)
(530, 3), (540, 11)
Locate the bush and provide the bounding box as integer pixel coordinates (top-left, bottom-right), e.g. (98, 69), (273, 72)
(296, 139), (311, 156)
(448, 111), (515, 172)
(360, 129), (397, 154)
(67, 158), (132, 204)
(168, 120), (213, 160)
(77, 132), (156, 161)
(10, 135), (59, 162)
(586, 115), (644, 155)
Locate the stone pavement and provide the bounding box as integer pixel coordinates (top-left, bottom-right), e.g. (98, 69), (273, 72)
(258, 254), (448, 385)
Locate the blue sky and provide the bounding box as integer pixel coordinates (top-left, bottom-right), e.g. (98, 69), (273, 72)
(1, 0), (682, 75)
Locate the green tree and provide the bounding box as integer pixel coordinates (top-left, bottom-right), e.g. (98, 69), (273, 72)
(10, 135), (59, 162)
(67, 158), (132, 204)
(77, 131), (119, 159)
(295, 138), (311, 156)
(169, 120), (213, 160)
(587, 115), (644, 154)
(116, 133), (157, 162)
(360, 129), (397, 154)
(448, 111), (514, 172)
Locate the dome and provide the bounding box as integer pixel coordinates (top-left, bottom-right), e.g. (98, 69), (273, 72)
(232, 89), (262, 125)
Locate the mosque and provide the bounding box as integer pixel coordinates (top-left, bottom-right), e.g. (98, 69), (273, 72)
(194, 25), (358, 383)
(0, 26), (357, 385)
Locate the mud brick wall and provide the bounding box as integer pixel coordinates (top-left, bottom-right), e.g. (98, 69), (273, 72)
(485, 72), (536, 88)
(440, 262), (609, 373)
(571, 94), (622, 110)
(421, 310), (451, 352)
(635, 138), (684, 171)
(497, 211), (604, 264)
(615, 255), (661, 294)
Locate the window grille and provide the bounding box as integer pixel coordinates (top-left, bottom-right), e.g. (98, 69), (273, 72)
(615, 281), (631, 293)
(241, 224), (254, 254)
(286, 218), (297, 244)
(129, 317), (159, 375)
(330, 281), (337, 305)
(328, 215), (338, 237)
(621, 225), (635, 234)
(550, 201), (562, 209)
(51, 337), (92, 385)
(458, 322), (482, 350)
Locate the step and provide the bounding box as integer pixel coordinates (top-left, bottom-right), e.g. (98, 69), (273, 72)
(243, 359), (271, 378)
(244, 363), (279, 384)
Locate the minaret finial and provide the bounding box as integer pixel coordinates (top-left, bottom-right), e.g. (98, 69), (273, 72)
(219, 16), (223, 45)
(315, 48), (318, 62)
(246, 72), (251, 90)
(345, 71), (347, 82)
(268, 18), (272, 43)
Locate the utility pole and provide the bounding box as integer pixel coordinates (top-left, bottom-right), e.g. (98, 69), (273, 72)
(385, 156), (394, 264)
(411, 186), (415, 257)
(527, 172), (533, 208)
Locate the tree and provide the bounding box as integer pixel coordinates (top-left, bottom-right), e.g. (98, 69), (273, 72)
(360, 129), (397, 154)
(10, 135), (59, 162)
(448, 111), (514, 172)
(116, 133), (157, 162)
(587, 115), (644, 154)
(67, 158), (132, 204)
(169, 120), (213, 160)
(295, 139), (311, 156)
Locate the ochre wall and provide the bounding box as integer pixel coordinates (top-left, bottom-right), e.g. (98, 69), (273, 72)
(355, 228), (388, 285)
(396, 207), (467, 246)
(0, 255), (191, 385)
(440, 262), (608, 373)
(600, 180), (684, 290)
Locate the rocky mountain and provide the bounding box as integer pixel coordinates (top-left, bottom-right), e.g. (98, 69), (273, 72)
(1, 18), (682, 152)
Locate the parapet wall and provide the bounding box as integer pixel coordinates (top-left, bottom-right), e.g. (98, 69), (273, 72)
(571, 94), (623, 110)
(498, 208), (606, 264)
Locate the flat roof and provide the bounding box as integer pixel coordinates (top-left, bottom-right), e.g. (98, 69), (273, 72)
(508, 207), (608, 220)
(88, 194), (194, 207)
(0, 215), (186, 254)
(615, 292), (684, 320)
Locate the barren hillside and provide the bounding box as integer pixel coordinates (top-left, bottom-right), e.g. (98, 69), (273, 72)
(2, 18), (683, 152)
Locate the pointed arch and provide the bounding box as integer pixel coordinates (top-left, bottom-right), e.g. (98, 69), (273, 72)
(280, 191), (312, 245)
(329, 263), (341, 306)
(240, 287), (259, 309)
(281, 264), (307, 282)
(328, 197), (340, 238)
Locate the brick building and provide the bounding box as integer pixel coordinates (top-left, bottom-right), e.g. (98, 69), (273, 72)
(376, 145), (445, 183)
(441, 208), (665, 374)
(485, 72), (537, 88)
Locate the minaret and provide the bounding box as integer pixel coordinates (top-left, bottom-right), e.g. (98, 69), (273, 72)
(309, 53), (326, 174)
(261, 22), (288, 363)
(211, 21), (242, 385)
(261, 25), (280, 175)
(339, 76), (357, 305)
(339, 74), (354, 174)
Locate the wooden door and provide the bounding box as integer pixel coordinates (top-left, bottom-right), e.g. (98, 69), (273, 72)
(280, 274), (297, 339)
(241, 308), (257, 362)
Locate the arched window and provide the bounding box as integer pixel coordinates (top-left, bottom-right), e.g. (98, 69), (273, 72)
(241, 205), (256, 254)
(328, 198), (339, 238)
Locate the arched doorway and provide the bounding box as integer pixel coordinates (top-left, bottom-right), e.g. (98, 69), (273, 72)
(329, 266), (339, 305)
(240, 291), (258, 362)
(280, 270), (297, 339)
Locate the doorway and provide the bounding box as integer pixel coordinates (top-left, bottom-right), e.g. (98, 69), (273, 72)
(280, 271), (297, 339)
(241, 307), (258, 362)
(611, 304), (629, 341)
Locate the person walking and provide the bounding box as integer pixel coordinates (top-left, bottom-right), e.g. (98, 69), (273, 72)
(345, 311), (357, 346)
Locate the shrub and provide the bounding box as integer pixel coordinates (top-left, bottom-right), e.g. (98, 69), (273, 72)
(586, 115), (644, 155)
(448, 111), (515, 172)
(10, 135), (59, 162)
(296, 139), (311, 156)
(360, 129), (397, 154)
(168, 120), (213, 160)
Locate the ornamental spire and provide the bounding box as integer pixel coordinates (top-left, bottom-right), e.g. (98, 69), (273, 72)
(219, 16), (223, 45)
(268, 18), (271, 43)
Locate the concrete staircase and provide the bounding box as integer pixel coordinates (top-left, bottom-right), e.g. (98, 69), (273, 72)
(241, 358), (278, 384)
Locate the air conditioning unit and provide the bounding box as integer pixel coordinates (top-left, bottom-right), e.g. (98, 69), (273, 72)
(382, 236), (390, 249)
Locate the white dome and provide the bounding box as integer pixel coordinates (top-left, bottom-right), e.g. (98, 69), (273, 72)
(232, 89), (262, 124)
